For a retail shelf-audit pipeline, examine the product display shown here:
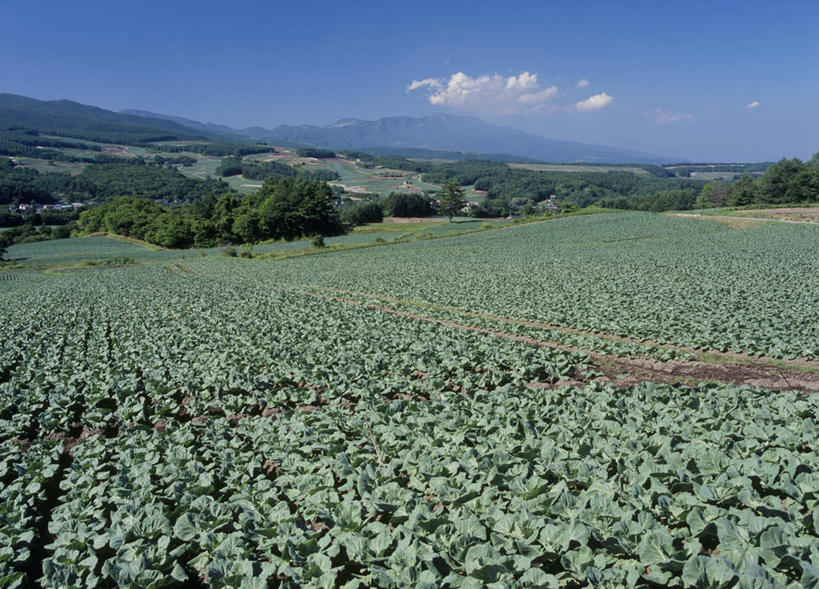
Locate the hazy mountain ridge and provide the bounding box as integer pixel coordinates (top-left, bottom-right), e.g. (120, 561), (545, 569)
(2, 93), (664, 162)
(258, 114), (665, 163)
(121, 109), (238, 136)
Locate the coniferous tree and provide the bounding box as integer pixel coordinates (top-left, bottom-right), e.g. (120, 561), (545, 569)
(438, 180), (466, 222)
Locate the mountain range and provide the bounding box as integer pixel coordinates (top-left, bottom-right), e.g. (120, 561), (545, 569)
(126, 109), (665, 163)
(1, 93), (665, 163)
(249, 114), (665, 163)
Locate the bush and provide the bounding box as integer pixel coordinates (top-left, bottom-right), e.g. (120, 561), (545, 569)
(224, 246), (237, 257)
(311, 234), (325, 248)
(239, 244), (253, 258)
(379, 193), (435, 217)
(339, 201), (384, 226)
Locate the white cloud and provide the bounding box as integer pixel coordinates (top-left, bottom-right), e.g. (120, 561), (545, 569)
(407, 71), (559, 114)
(747, 100), (760, 109)
(516, 86), (558, 104)
(645, 108), (693, 124)
(576, 78), (589, 88)
(575, 92), (613, 111)
(406, 78), (442, 92)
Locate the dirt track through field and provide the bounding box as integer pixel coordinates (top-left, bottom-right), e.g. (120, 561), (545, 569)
(284, 285), (819, 393)
(671, 213), (819, 225)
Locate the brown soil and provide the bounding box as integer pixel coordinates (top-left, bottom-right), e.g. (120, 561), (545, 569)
(289, 287), (819, 393)
(383, 217), (440, 224)
(302, 286), (819, 375)
(741, 207), (819, 221)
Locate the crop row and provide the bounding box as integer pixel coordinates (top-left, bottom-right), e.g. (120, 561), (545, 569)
(0, 265), (587, 443)
(208, 213), (819, 359)
(3, 380), (817, 587)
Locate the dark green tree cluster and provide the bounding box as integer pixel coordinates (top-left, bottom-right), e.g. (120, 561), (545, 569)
(422, 161), (707, 212)
(378, 192), (435, 217)
(0, 159), (56, 204)
(695, 154), (819, 207)
(66, 164), (230, 202)
(338, 201), (383, 226)
(0, 207), (79, 228)
(78, 177), (345, 248)
(0, 223), (73, 249)
(667, 162), (772, 177)
(154, 155), (196, 168)
(422, 160), (507, 185)
(299, 168), (340, 182)
(295, 148), (336, 159)
(164, 143), (275, 157)
(0, 129), (103, 157)
(217, 159), (340, 183)
(354, 154), (434, 173)
(2, 160), (229, 206)
(598, 189), (700, 212)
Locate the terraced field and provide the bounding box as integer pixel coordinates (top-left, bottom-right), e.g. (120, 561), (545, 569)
(1, 213), (818, 587)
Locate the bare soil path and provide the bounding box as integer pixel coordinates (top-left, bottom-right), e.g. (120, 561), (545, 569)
(281, 285), (819, 393)
(671, 212), (819, 225)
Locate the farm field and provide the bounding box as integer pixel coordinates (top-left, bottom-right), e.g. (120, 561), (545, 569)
(2, 236), (193, 268)
(2, 217), (511, 268)
(176, 156), (264, 194)
(508, 163), (650, 175)
(1, 212), (819, 587)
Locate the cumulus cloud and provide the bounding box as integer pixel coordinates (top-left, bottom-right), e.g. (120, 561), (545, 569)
(406, 71), (559, 114)
(747, 100), (760, 109)
(645, 108), (694, 124)
(575, 92), (613, 111)
(576, 78), (589, 88)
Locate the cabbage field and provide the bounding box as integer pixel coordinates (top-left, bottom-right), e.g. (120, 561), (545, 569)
(1, 213), (818, 587)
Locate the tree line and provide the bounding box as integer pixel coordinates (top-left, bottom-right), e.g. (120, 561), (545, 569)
(422, 161), (708, 211)
(78, 177), (344, 248)
(693, 154), (819, 208)
(163, 142), (276, 158)
(0, 160), (229, 205)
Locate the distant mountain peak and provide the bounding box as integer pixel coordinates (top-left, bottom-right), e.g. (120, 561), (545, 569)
(257, 113), (665, 163)
(2, 91), (666, 163)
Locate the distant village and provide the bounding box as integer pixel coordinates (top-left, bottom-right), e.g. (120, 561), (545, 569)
(8, 201), (87, 214)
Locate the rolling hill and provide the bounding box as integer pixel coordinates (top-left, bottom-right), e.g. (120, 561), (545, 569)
(0, 93), (207, 144)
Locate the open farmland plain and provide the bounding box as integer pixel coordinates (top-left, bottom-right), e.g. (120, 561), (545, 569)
(1, 213), (819, 587)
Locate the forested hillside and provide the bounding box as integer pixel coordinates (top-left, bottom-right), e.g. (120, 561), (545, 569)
(0, 160), (228, 205)
(0, 93), (205, 144)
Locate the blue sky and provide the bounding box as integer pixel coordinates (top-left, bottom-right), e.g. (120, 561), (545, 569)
(2, 0), (817, 161)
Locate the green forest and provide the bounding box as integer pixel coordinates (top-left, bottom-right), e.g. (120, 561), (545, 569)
(78, 177), (344, 248)
(421, 155), (819, 213)
(692, 155), (819, 207)
(0, 160), (228, 205)
(216, 159), (340, 183)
